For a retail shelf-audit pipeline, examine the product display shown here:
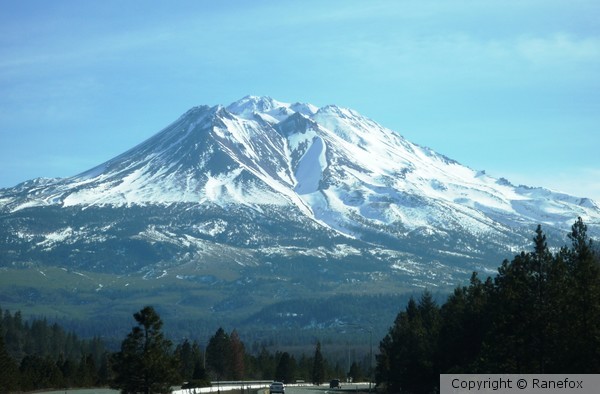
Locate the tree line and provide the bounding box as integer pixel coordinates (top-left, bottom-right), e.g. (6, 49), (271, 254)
(0, 307), (111, 392)
(110, 306), (362, 392)
(376, 218), (600, 393)
(0, 304), (362, 392)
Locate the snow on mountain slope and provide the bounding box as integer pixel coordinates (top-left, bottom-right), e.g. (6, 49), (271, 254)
(2, 95), (599, 243)
(4, 95), (600, 330)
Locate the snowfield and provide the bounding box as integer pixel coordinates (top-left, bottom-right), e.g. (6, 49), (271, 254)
(3, 95), (598, 238)
(1, 95), (599, 280)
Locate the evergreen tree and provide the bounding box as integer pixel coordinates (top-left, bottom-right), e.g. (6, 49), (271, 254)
(97, 352), (113, 386)
(437, 286), (468, 373)
(19, 355), (63, 391)
(563, 217), (600, 371)
(205, 327), (230, 381)
(483, 225), (569, 373)
(376, 293), (441, 394)
(256, 346), (276, 380)
(275, 352), (296, 383)
(111, 306), (180, 394)
(3, 310), (24, 359)
(176, 339), (195, 381)
(57, 354), (73, 387)
(229, 329), (245, 380)
(192, 357), (209, 382)
(529, 225), (553, 372)
(375, 218), (600, 387)
(312, 341), (325, 385)
(376, 298), (415, 392)
(487, 252), (538, 372)
(76, 354), (98, 387)
(180, 339), (210, 389)
(543, 246), (570, 372)
(347, 361), (363, 382)
(416, 291), (441, 384)
(0, 333), (19, 393)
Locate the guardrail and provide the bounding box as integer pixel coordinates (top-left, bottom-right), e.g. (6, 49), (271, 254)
(172, 380), (369, 394)
(173, 381), (271, 394)
(172, 380), (315, 394)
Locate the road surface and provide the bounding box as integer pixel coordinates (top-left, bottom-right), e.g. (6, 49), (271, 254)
(283, 383), (372, 394)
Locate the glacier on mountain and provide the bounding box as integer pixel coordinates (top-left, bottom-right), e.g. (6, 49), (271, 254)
(2, 95), (599, 241)
(1, 93), (600, 305)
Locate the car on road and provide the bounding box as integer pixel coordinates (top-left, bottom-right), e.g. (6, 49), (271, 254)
(330, 379), (341, 389)
(270, 382), (285, 394)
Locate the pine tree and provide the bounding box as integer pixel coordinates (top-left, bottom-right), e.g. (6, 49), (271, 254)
(563, 217), (600, 371)
(312, 341), (325, 385)
(205, 327), (230, 381)
(437, 286), (467, 372)
(3, 310), (24, 360)
(176, 339), (194, 381)
(529, 225), (553, 372)
(19, 355), (63, 391)
(76, 354), (98, 387)
(97, 352), (113, 386)
(111, 306), (180, 394)
(348, 361), (363, 382)
(544, 246), (569, 372)
(0, 333), (19, 393)
(376, 293), (442, 394)
(229, 330), (245, 380)
(436, 272), (495, 373)
(181, 339), (210, 389)
(256, 347), (276, 380)
(484, 227), (554, 373)
(376, 219), (599, 382)
(275, 352), (296, 383)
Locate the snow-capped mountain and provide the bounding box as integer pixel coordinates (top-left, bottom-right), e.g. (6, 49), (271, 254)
(3, 95), (597, 238)
(1, 95), (599, 328)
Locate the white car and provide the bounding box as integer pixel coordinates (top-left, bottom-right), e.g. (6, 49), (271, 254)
(269, 382), (285, 394)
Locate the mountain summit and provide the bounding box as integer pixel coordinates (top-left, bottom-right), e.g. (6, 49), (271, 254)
(3, 96), (597, 234)
(1, 96), (599, 329)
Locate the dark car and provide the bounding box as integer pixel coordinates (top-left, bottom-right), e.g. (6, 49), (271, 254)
(330, 379), (341, 389)
(270, 382), (285, 394)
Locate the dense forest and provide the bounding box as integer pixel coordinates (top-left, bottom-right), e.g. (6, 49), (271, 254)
(376, 218), (600, 393)
(0, 308), (110, 391)
(0, 304), (364, 392)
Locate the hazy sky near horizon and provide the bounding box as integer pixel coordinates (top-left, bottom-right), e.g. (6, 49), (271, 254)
(1, 1), (599, 201)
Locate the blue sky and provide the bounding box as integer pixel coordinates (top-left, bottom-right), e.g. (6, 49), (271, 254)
(1, 0), (599, 201)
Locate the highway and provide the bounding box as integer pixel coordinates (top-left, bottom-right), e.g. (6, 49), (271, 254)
(37, 382), (373, 394)
(276, 383), (372, 394)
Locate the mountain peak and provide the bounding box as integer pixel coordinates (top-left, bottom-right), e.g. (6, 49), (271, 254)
(225, 96), (320, 124)
(290, 102), (319, 117)
(226, 95), (287, 118)
(2, 95), (599, 238)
